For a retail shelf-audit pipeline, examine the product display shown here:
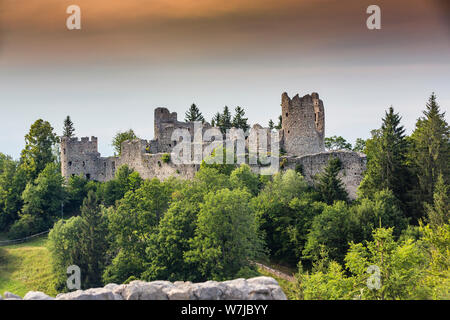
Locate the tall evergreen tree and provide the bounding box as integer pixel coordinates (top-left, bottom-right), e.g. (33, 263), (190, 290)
(359, 107), (411, 212)
(232, 106), (250, 132)
(424, 174), (449, 228)
(268, 119), (275, 130)
(409, 93), (450, 211)
(275, 115), (282, 130)
(184, 103), (205, 123)
(211, 112), (221, 128)
(63, 116), (75, 138)
(316, 157), (348, 205)
(78, 190), (109, 288)
(220, 106), (232, 133)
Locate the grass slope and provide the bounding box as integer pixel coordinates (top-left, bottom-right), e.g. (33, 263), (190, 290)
(0, 236), (57, 297)
(257, 268), (297, 300)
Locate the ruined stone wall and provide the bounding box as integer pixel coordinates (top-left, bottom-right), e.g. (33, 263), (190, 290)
(117, 139), (198, 180)
(280, 92), (325, 156)
(281, 150), (367, 199)
(61, 136), (111, 181)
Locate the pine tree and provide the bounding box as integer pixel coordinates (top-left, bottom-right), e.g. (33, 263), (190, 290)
(424, 174), (449, 228)
(268, 119), (274, 130)
(409, 93), (450, 210)
(275, 115), (282, 130)
(211, 112), (221, 128)
(63, 116), (75, 138)
(79, 190), (108, 288)
(218, 106), (232, 134)
(359, 107), (411, 212)
(184, 103), (205, 123)
(232, 106), (250, 132)
(316, 157), (348, 205)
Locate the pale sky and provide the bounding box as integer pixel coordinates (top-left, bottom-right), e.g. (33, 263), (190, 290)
(0, 0), (449, 158)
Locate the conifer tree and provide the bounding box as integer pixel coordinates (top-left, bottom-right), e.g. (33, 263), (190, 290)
(184, 103), (205, 123)
(232, 106), (250, 132)
(268, 119), (274, 130)
(424, 174), (449, 228)
(316, 157), (348, 205)
(359, 107), (411, 212)
(275, 115), (282, 130)
(78, 190), (108, 288)
(409, 93), (450, 210)
(63, 116), (75, 138)
(211, 112), (221, 128)
(218, 106), (232, 134)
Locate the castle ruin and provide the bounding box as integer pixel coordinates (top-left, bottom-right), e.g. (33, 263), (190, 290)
(61, 92), (366, 198)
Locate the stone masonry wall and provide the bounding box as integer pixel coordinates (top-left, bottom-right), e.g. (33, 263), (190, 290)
(282, 150), (367, 199)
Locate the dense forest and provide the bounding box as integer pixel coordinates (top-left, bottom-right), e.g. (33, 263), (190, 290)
(0, 94), (448, 299)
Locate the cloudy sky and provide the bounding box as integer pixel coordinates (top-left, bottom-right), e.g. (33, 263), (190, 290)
(1, 0), (449, 158)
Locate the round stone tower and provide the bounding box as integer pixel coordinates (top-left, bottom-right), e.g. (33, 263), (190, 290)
(280, 92), (325, 156)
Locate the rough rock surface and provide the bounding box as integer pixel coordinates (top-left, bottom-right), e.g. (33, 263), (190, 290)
(3, 292), (22, 300)
(3, 276), (287, 300)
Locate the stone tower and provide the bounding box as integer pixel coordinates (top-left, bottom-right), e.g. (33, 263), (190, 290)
(280, 92), (325, 156)
(60, 136), (115, 181)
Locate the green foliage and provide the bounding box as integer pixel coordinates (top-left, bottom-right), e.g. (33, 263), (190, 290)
(21, 162), (65, 221)
(144, 199), (200, 282)
(232, 106), (250, 132)
(230, 164), (260, 196)
(49, 191), (109, 290)
(7, 214), (48, 239)
(104, 178), (174, 283)
(275, 115), (282, 130)
(161, 153), (171, 164)
(78, 191), (109, 288)
(350, 189), (408, 242)
(112, 129), (137, 156)
(303, 201), (353, 264)
(295, 261), (355, 300)
(268, 119), (274, 130)
(253, 170), (320, 265)
(298, 228), (431, 300)
(324, 136), (352, 151)
(99, 165), (142, 206)
(184, 103), (205, 123)
(185, 188), (264, 281)
(62, 116), (75, 138)
(65, 175), (99, 214)
(201, 146), (236, 176)
(424, 174), (449, 228)
(359, 107), (412, 218)
(48, 216), (84, 291)
(419, 223), (450, 299)
(409, 93), (450, 216)
(20, 119), (58, 180)
(0, 156), (27, 231)
(316, 157), (348, 205)
(353, 138), (366, 152)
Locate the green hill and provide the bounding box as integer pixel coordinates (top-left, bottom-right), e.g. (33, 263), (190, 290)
(0, 236), (57, 298)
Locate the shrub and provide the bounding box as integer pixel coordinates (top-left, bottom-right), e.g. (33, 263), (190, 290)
(7, 214), (49, 239)
(162, 153), (171, 164)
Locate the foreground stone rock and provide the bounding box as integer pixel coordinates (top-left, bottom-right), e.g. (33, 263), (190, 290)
(24, 291), (54, 300)
(2, 276), (287, 300)
(3, 292), (22, 300)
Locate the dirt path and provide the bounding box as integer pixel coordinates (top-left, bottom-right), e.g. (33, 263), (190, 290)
(254, 262), (295, 282)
